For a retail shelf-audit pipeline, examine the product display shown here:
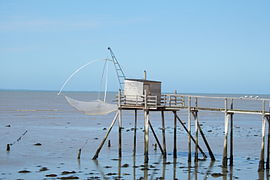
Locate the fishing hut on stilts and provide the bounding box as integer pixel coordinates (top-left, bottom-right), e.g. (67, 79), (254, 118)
(59, 48), (270, 172)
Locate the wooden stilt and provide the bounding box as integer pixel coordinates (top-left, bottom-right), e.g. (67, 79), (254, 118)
(230, 100), (234, 166)
(149, 120), (164, 154)
(161, 111), (167, 158)
(176, 115), (207, 158)
(223, 98), (229, 167)
(188, 96), (192, 162)
(194, 110), (199, 162)
(258, 115), (266, 171)
(133, 109), (137, 156)
(267, 116), (270, 169)
(173, 111), (177, 159)
(258, 101), (266, 172)
(197, 122), (215, 161)
(118, 109), (122, 158)
(92, 112), (119, 159)
(144, 110), (150, 163)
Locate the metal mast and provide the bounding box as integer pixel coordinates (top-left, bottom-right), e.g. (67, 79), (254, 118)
(108, 47), (126, 91)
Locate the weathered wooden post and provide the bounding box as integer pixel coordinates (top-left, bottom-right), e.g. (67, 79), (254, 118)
(258, 100), (266, 171)
(173, 111), (177, 159)
(194, 97), (199, 162)
(161, 111), (167, 158)
(266, 116), (270, 169)
(118, 90), (122, 158)
(144, 89), (150, 163)
(230, 99), (234, 166)
(223, 98), (229, 167)
(133, 109), (137, 157)
(188, 96), (192, 162)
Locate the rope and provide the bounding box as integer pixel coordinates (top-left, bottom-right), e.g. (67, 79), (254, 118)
(9, 130), (28, 146)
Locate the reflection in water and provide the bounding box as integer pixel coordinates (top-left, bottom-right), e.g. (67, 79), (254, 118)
(173, 158), (177, 179)
(162, 157), (167, 179)
(222, 167), (228, 180)
(91, 157), (231, 179)
(118, 158), (122, 179)
(93, 159), (108, 179)
(133, 156), (136, 180)
(203, 161), (214, 180)
(258, 169), (270, 180)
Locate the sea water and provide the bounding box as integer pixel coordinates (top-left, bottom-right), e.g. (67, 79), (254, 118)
(0, 90), (269, 179)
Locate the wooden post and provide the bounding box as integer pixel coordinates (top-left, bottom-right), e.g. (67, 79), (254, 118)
(258, 100), (266, 171)
(267, 116), (270, 169)
(133, 109), (137, 157)
(118, 110), (122, 158)
(161, 111), (167, 158)
(223, 98), (229, 167)
(230, 100), (234, 166)
(173, 111), (177, 159)
(118, 90), (122, 158)
(144, 110), (150, 163)
(149, 120), (164, 154)
(194, 110), (199, 162)
(188, 96), (192, 162)
(92, 112), (119, 159)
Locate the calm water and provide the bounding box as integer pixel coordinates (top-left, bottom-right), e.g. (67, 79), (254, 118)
(0, 90), (270, 180)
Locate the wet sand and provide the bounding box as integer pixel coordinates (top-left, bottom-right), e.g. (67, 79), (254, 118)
(0, 91), (269, 179)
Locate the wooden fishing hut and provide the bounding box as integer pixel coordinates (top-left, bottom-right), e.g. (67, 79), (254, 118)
(92, 75), (215, 164)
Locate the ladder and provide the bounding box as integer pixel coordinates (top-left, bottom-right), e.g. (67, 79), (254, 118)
(108, 47), (126, 91)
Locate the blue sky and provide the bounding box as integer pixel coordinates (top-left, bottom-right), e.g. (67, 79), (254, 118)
(0, 0), (270, 94)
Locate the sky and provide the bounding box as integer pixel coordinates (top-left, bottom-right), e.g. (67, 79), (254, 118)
(0, 0), (270, 94)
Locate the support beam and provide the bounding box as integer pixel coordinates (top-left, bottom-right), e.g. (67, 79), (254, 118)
(223, 99), (229, 167)
(197, 123), (215, 161)
(175, 115), (207, 158)
(266, 116), (270, 169)
(230, 100), (234, 166)
(118, 109), (122, 158)
(161, 111), (167, 158)
(149, 120), (164, 155)
(173, 111), (177, 158)
(258, 101), (266, 172)
(222, 114), (230, 167)
(133, 109), (137, 157)
(92, 112), (119, 159)
(194, 111), (199, 162)
(188, 97), (192, 162)
(144, 110), (150, 163)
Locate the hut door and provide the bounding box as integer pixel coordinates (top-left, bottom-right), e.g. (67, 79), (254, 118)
(144, 84), (151, 95)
